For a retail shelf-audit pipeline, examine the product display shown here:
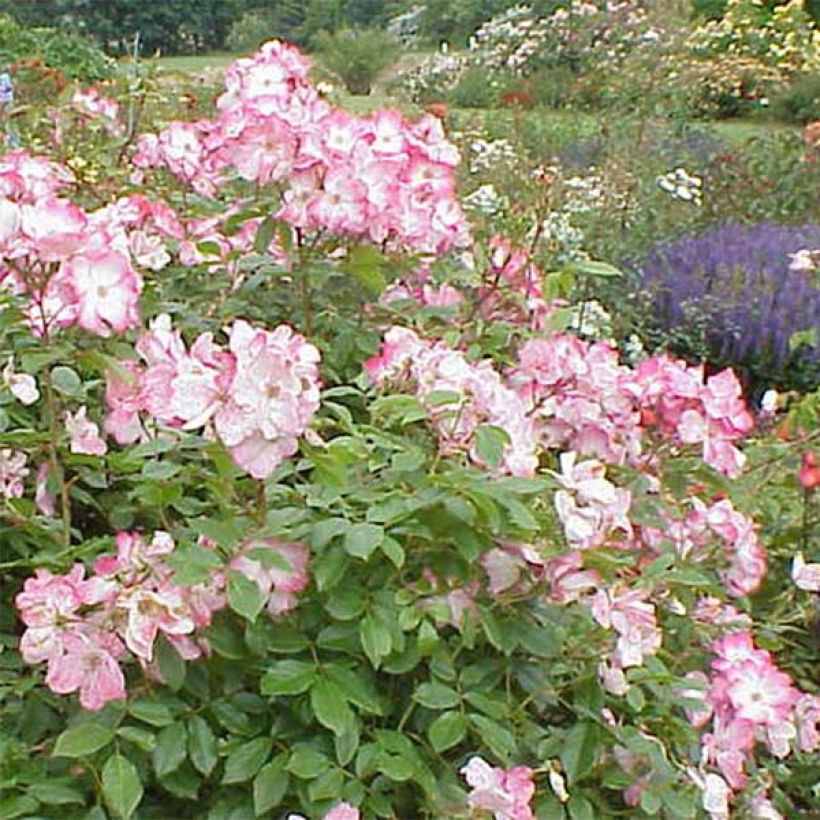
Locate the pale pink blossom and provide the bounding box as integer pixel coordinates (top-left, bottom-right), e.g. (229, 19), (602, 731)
(230, 539), (309, 615)
(460, 756), (535, 820)
(45, 629), (126, 710)
(3, 357), (38, 404)
(57, 250), (142, 336)
(0, 447), (28, 498)
(792, 552), (820, 592)
(35, 463), (56, 516)
(65, 406), (107, 456)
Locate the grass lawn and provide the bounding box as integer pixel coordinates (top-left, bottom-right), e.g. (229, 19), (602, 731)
(152, 53), (239, 74)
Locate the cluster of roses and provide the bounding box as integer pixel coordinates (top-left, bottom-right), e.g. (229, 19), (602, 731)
(511, 335), (753, 479)
(0, 150), (143, 338)
(368, 325), (753, 482)
(640, 497), (767, 599)
(15, 531), (222, 710)
(133, 41), (470, 255)
(105, 314), (321, 479)
(684, 631), (820, 817)
(16, 531), (309, 710)
(365, 325), (538, 477)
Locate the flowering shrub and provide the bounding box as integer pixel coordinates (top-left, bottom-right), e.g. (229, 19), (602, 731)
(0, 40), (818, 820)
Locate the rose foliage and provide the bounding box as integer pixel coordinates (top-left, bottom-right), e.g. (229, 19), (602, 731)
(0, 41), (818, 820)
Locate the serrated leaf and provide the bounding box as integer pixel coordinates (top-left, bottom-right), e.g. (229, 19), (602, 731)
(343, 522), (384, 560)
(568, 794), (595, 820)
(473, 425), (509, 468)
(253, 759), (289, 816)
(360, 612), (392, 669)
(51, 365), (83, 397)
(102, 754), (143, 819)
(380, 536), (405, 568)
(128, 699), (174, 727)
(188, 716), (218, 777)
(153, 722), (187, 777)
(260, 660), (317, 696)
(227, 570), (264, 622)
(413, 681), (460, 709)
(116, 726), (157, 752)
(155, 634), (186, 691)
(560, 721), (600, 785)
(287, 748), (330, 778)
(568, 259), (623, 278)
(311, 678), (355, 736)
(222, 737), (273, 784)
(428, 711), (468, 752)
(310, 517), (350, 549)
(325, 665), (382, 714)
(469, 714), (515, 761)
(27, 782), (85, 805)
(53, 722), (114, 757)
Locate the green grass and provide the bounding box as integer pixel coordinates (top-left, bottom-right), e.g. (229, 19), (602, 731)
(152, 53), (239, 74)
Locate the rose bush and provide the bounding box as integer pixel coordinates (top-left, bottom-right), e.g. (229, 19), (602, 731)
(0, 41), (818, 819)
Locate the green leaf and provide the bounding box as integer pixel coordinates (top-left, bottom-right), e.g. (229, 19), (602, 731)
(325, 665), (382, 714)
(253, 758), (289, 816)
(188, 716), (218, 777)
(343, 522), (384, 560)
(568, 258), (623, 278)
(469, 714), (515, 762)
(190, 517), (244, 547)
(116, 726), (157, 753)
(261, 659), (317, 696)
(253, 217), (275, 254)
(153, 722), (188, 777)
(27, 782), (85, 805)
(380, 536), (405, 568)
(128, 699), (174, 727)
(227, 570), (264, 622)
(53, 722), (114, 757)
(222, 737), (273, 784)
(0, 795), (39, 819)
(311, 678), (355, 736)
(166, 544), (223, 586)
(473, 425), (509, 468)
(159, 764), (200, 801)
(310, 517), (350, 549)
(287, 747), (331, 778)
(568, 794), (595, 820)
(155, 634), (186, 691)
(341, 244), (386, 294)
(141, 460), (181, 481)
(308, 768), (345, 802)
(560, 721), (600, 785)
(428, 711), (468, 752)
(324, 585), (365, 620)
(360, 612), (392, 669)
(413, 681), (460, 710)
(51, 365), (83, 397)
(102, 754), (143, 819)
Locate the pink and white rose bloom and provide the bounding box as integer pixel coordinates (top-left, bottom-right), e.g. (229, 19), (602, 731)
(460, 755), (535, 820)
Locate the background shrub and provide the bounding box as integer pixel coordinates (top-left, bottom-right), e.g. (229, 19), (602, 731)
(315, 27), (397, 95)
(633, 221), (820, 396)
(0, 14), (112, 83)
(771, 72), (820, 123)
